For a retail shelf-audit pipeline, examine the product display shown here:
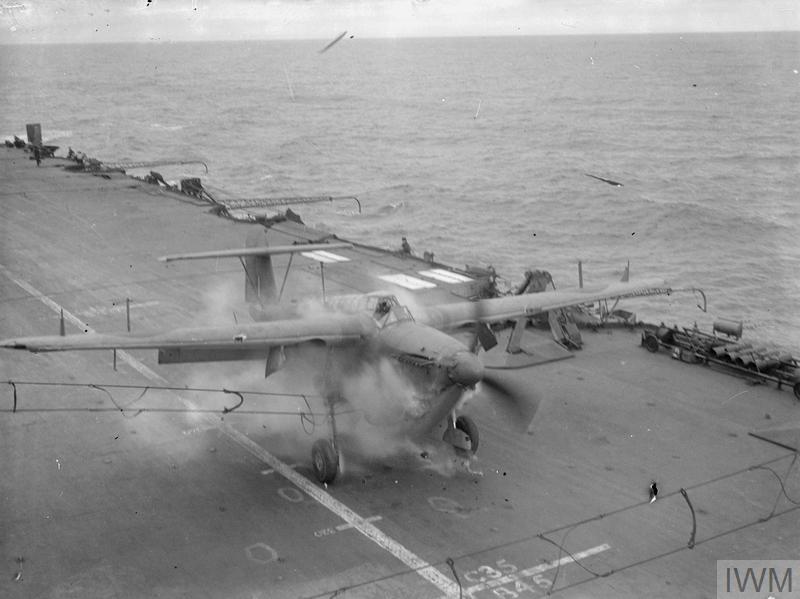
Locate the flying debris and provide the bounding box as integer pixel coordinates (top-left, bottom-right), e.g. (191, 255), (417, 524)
(585, 173), (623, 187)
(319, 31), (348, 54)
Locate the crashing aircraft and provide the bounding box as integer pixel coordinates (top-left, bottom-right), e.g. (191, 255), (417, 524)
(0, 235), (676, 484)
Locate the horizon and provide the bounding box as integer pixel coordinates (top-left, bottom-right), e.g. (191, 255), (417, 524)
(1, 0), (798, 45)
(2, 29), (798, 47)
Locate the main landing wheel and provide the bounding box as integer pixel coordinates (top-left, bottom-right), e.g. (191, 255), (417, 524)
(311, 439), (340, 484)
(456, 415), (479, 454)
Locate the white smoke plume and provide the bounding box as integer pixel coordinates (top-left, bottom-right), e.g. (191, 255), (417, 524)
(171, 277), (476, 478)
(196, 276), (246, 327)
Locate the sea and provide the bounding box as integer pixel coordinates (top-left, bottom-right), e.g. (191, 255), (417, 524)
(2, 32), (798, 348)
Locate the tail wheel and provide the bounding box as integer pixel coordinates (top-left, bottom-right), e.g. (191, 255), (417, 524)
(456, 415), (479, 454)
(311, 439), (339, 484)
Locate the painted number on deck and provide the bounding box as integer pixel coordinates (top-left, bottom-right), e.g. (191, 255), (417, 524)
(464, 559), (551, 597)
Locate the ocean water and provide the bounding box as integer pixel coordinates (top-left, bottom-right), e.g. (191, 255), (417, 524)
(2, 33), (798, 347)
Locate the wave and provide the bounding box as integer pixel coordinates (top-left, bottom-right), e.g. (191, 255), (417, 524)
(150, 123), (185, 131)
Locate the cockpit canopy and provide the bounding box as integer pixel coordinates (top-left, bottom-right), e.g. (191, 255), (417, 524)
(323, 293), (414, 328)
(371, 295), (414, 328)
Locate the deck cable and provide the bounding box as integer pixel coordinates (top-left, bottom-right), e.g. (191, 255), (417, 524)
(303, 450), (799, 598)
(4, 381), (798, 598)
(537, 524), (600, 596)
(554, 503), (800, 596)
(679, 488), (697, 549)
(9, 381), (17, 413)
(538, 530), (605, 581)
(4, 380), (354, 430)
(445, 557), (463, 599)
(751, 453), (800, 514)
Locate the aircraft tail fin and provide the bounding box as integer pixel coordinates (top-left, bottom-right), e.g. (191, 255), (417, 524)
(244, 228), (278, 305)
(620, 261), (630, 283)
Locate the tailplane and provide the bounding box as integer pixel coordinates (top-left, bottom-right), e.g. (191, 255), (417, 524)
(158, 234), (353, 313)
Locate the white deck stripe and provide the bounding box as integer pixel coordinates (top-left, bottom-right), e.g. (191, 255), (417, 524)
(300, 250), (350, 263)
(418, 269), (473, 284)
(378, 273), (437, 290)
(1, 264), (459, 598)
(313, 250), (350, 262)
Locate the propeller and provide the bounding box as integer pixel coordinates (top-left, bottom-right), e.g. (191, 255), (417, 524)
(479, 369), (541, 433)
(454, 296), (541, 432)
(445, 347), (541, 433)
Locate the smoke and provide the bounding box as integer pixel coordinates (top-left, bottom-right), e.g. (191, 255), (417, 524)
(340, 358), (417, 428)
(196, 276), (246, 327)
(172, 280), (479, 478)
(336, 357), (480, 479)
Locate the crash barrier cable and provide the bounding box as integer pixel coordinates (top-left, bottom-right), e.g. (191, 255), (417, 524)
(301, 450), (799, 599)
(4, 379), (797, 598)
(753, 453), (800, 512)
(537, 525), (606, 596)
(3, 380), (359, 436)
(445, 558), (463, 599)
(679, 488), (697, 549)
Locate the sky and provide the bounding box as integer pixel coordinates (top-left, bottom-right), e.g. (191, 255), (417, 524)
(1, 0), (798, 44)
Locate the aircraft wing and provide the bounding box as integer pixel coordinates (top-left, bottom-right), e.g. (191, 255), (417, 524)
(417, 278), (674, 329)
(0, 313), (372, 363)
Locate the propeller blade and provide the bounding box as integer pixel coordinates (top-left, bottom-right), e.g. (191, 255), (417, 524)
(475, 321), (498, 352)
(480, 370), (541, 433)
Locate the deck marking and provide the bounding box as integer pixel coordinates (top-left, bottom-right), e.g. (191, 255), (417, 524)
(2, 265), (460, 598)
(278, 487), (304, 503)
(0, 265), (164, 382)
(245, 543), (278, 564)
(378, 273), (437, 290)
(315, 515), (383, 537)
(300, 250), (350, 263)
(261, 463), (299, 475)
(440, 543), (611, 599)
(418, 269), (473, 284)
(337, 515), (382, 531)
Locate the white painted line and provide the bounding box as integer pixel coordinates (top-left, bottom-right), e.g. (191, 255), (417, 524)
(0, 265), (165, 382)
(446, 543), (611, 599)
(261, 463), (299, 475)
(378, 273), (437, 290)
(183, 424), (217, 436)
(1, 265), (460, 599)
(336, 515), (382, 531)
(301, 250), (350, 263)
(418, 269), (473, 284)
(313, 250), (350, 262)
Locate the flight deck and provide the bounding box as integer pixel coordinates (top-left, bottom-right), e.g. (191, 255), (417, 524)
(1, 146), (798, 599)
